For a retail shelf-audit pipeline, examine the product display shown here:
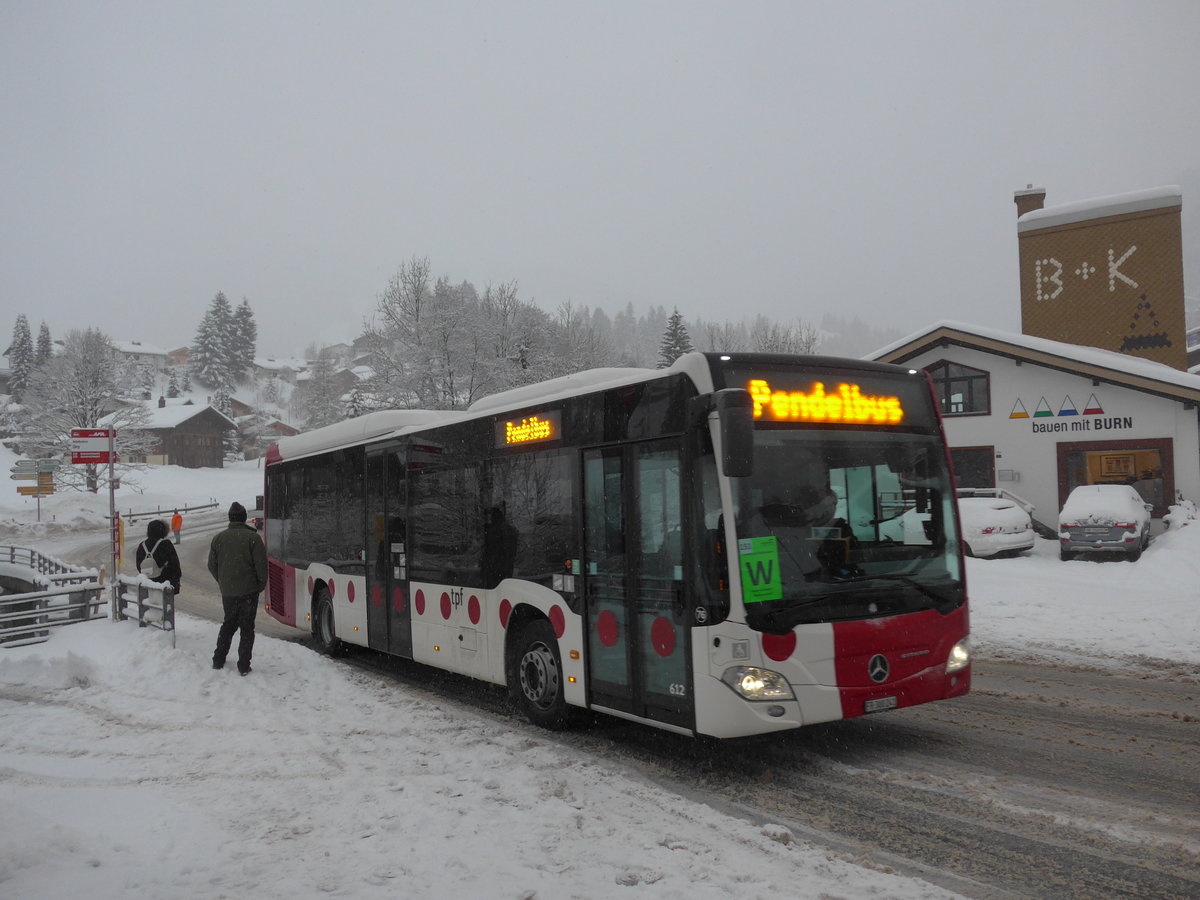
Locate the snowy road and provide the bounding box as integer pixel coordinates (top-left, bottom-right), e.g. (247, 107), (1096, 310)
(330, 643), (1199, 900)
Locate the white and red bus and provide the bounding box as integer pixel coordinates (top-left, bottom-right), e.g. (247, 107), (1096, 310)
(263, 351), (970, 738)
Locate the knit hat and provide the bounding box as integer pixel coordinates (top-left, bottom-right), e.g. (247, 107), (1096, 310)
(228, 501), (247, 522)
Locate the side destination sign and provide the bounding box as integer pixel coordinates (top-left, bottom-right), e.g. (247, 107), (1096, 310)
(495, 410), (562, 448)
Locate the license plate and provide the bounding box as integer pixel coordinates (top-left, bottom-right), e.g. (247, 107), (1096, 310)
(864, 696), (897, 713)
(1084, 526), (1110, 534)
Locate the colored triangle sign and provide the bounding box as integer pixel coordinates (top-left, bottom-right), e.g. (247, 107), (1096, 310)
(1009, 399), (1029, 419)
(1083, 393), (1104, 415)
(1058, 395), (1078, 416)
(1033, 397), (1054, 418)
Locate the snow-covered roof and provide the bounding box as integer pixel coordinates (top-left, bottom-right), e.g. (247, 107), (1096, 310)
(868, 320), (1200, 402)
(254, 356), (307, 372)
(101, 401), (236, 430)
(1017, 185), (1181, 233)
(111, 340), (170, 357)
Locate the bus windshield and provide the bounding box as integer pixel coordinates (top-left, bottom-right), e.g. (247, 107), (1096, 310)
(732, 427), (963, 632)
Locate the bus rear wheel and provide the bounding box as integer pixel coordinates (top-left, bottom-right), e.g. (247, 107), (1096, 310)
(313, 588), (345, 657)
(511, 619), (572, 730)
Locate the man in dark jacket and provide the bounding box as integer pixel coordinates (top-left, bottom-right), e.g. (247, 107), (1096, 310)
(209, 501), (268, 675)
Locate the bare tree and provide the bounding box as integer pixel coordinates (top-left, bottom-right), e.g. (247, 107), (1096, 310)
(750, 315), (819, 354)
(698, 319), (746, 353)
(20, 328), (154, 493)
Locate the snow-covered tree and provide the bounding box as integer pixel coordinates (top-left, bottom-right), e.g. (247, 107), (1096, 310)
(344, 385), (369, 419)
(9, 315), (33, 402)
(364, 257), (524, 410)
(35, 321), (53, 367)
(230, 299), (257, 382)
(191, 292), (235, 388)
(299, 354), (344, 428)
(19, 328), (154, 493)
(212, 389), (240, 460)
(657, 307), (694, 368)
(166, 369), (180, 398)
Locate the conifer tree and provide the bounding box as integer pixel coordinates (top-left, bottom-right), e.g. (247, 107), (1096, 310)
(166, 369), (180, 398)
(230, 299), (257, 382)
(656, 307), (694, 369)
(191, 292), (234, 388)
(35, 322), (52, 366)
(212, 389), (241, 460)
(9, 315), (33, 401)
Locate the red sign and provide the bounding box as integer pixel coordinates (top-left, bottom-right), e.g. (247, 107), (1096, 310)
(71, 428), (114, 464)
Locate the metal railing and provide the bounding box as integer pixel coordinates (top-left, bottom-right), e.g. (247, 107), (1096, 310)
(1, 546), (105, 647)
(955, 486), (1036, 515)
(123, 501), (219, 523)
(114, 576), (176, 647)
(1, 545), (90, 577)
(1, 545), (174, 648)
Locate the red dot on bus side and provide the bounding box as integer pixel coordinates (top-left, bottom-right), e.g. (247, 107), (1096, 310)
(371, 584), (382, 608)
(548, 605), (565, 639)
(762, 631), (797, 662)
(597, 610), (619, 647)
(415, 589), (426, 616)
(307, 576), (314, 594)
(393, 587), (405, 613)
(440, 592), (452, 620)
(468, 595), (480, 625)
(651, 617), (675, 657)
(499, 599), (512, 629)
(328, 581), (335, 599)
(347, 582), (355, 603)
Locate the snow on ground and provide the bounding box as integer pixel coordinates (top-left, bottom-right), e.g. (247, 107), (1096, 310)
(1, 447), (1198, 898)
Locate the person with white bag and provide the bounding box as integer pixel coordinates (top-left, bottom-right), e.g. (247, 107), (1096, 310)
(135, 518), (182, 596)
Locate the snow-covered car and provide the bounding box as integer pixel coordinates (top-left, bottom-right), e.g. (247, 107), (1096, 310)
(1058, 484), (1152, 561)
(957, 495), (1035, 558)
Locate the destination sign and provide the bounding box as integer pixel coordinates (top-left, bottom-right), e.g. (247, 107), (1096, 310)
(495, 410), (562, 448)
(747, 379), (904, 425)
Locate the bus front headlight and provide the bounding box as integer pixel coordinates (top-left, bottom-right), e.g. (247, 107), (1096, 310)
(720, 666), (795, 701)
(946, 638), (971, 673)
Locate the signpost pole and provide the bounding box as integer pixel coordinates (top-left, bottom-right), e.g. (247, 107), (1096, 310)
(108, 429), (118, 621)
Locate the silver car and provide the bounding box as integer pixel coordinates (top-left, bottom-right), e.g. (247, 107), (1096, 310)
(1058, 484), (1152, 561)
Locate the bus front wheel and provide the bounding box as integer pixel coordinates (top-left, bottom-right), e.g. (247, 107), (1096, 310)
(313, 589), (345, 657)
(511, 619), (572, 730)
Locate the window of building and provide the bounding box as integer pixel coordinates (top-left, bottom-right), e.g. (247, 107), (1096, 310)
(925, 360), (990, 416)
(950, 447), (995, 489)
(1058, 438), (1173, 517)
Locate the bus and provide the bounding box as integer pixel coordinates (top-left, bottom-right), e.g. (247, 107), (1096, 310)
(263, 351), (970, 739)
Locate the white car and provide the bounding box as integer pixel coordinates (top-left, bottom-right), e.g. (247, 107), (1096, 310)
(957, 495), (1035, 558)
(1058, 484), (1152, 561)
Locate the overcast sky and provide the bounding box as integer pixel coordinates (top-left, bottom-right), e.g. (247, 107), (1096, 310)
(3, 1), (1198, 358)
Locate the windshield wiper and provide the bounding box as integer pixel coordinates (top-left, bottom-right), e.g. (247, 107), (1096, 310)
(757, 597), (832, 632)
(836, 573), (961, 613)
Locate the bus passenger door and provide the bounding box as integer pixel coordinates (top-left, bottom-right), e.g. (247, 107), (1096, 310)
(366, 447), (412, 658)
(583, 442), (692, 731)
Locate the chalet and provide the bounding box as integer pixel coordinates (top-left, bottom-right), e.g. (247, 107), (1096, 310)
(112, 340), (171, 372)
(122, 400), (237, 468)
